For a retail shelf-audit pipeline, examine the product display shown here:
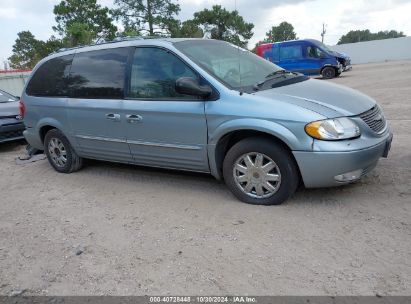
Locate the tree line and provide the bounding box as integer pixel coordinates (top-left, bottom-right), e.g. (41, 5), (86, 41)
(8, 0), (406, 69)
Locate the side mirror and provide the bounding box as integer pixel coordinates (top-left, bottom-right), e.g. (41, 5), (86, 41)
(175, 77), (212, 98)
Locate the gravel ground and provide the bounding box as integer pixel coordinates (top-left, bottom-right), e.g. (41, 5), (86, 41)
(0, 60), (410, 296)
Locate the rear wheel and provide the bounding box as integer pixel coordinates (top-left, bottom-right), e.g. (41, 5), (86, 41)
(44, 129), (83, 173)
(322, 66), (336, 79)
(223, 138), (299, 205)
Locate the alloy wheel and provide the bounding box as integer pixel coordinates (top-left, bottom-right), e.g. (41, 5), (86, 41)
(48, 137), (67, 168)
(233, 152), (281, 198)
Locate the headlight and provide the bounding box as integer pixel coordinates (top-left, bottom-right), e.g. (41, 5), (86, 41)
(305, 117), (360, 140)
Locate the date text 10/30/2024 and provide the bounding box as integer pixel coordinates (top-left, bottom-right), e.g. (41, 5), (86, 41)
(149, 297), (257, 303)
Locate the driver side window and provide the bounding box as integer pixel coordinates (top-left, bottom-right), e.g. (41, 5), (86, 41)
(129, 47), (199, 99)
(306, 46), (323, 59)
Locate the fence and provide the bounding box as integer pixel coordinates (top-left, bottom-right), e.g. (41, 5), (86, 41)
(329, 36), (411, 64)
(0, 69), (31, 96)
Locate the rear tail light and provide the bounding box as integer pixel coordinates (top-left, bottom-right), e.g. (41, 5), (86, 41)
(19, 100), (25, 119)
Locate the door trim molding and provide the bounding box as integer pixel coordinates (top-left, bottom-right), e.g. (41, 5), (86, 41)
(76, 135), (201, 150)
(75, 135), (126, 143)
(127, 139), (201, 150)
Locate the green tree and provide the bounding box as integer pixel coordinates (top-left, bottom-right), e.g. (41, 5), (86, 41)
(63, 22), (94, 46)
(53, 0), (117, 45)
(8, 32), (63, 69)
(170, 20), (204, 38)
(8, 31), (40, 69)
(264, 21), (297, 43)
(375, 30), (405, 39)
(112, 0), (180, 36)
(337, 29), (405, 44)
(192, 5), (254, 47)
(36, 36), (64, 59)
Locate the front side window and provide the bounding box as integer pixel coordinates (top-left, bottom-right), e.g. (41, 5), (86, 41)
(174, 40), (284, 91)
(69, 48), (129, 99)
(306, 46), (323, 58)
(280, 45), (302, 60)
(129, 47), (198, 99)
(26, 54), (73, 97)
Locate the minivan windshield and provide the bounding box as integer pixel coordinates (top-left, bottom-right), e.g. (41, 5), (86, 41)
(174, 40), (307, 93)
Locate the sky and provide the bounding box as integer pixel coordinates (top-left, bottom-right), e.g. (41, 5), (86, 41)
(1, 0), (411, 67)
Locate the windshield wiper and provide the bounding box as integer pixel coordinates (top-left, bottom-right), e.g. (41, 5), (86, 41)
(264, 69), (290, 78)
(253, 70), (293, 91)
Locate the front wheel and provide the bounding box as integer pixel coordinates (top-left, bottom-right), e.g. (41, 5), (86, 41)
(223, 138), (299, 205)
(322, 66), (336, 79)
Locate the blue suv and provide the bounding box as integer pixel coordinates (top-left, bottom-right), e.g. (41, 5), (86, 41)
(256, 39), (352, 79)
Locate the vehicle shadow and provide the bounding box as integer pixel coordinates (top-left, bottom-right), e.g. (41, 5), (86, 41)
(83, 158), (225, 189)
(313, 74), (353, 81)
(0, 140), (27, 153)
(81, 158), (365, 207)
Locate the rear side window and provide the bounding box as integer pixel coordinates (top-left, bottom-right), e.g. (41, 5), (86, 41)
(272, 47), (280, 62)
(280, 45), (302, 60)
(26, 54), (73, 97)
(69, 48), (129, 99)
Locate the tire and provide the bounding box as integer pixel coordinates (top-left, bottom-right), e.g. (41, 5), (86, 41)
(223, 138), (299, 205)
(322, 66), (336, 79)
(44, 129), (83, 173)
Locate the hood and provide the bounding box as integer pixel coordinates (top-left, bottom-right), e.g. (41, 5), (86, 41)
(254, 79), (375, 118)
(330, 50), (349, 59)
(0, 100), (19, 117)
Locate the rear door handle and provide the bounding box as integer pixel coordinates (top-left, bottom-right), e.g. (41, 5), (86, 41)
(105, 113), (121, 122)
(126, 114), (143, 123)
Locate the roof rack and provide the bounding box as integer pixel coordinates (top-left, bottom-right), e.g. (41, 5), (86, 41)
(112, 35), (164, 42)
(54, 35), (167, 53)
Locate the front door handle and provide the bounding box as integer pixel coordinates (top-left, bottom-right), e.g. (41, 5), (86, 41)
(105, 113), (121, 122)
(126, 114), (143, 123)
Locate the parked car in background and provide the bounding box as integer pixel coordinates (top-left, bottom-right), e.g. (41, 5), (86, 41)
(21, 38), (391, 205)
(0, 89), (25, 143)
(256, 39), (352, 79)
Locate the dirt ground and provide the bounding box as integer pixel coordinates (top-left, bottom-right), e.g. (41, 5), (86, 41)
(0, 61), (410, 296)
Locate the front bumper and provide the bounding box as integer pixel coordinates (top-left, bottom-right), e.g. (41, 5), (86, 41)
(293, 133), (392, 188)
(343, 64), (352, 71)
(23, 127), (44, 150)
(0, 118), (25, 143)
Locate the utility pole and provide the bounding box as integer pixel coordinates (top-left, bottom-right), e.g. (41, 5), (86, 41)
(321, 23), (326, 43)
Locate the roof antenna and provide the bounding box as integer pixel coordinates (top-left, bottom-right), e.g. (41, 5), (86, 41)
(235, 0), (243, 96)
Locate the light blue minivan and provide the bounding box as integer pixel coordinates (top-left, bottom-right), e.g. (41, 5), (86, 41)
(21, 38), (392, 205)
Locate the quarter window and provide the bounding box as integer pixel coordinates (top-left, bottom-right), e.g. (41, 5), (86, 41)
(69, 48), (129, 99)
(129, 47), (198, 99)
(26, 54), (73, 97)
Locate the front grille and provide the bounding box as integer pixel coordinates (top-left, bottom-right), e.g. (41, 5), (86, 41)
(0, 130), (24, 141)
(359, 105), (386, 134)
